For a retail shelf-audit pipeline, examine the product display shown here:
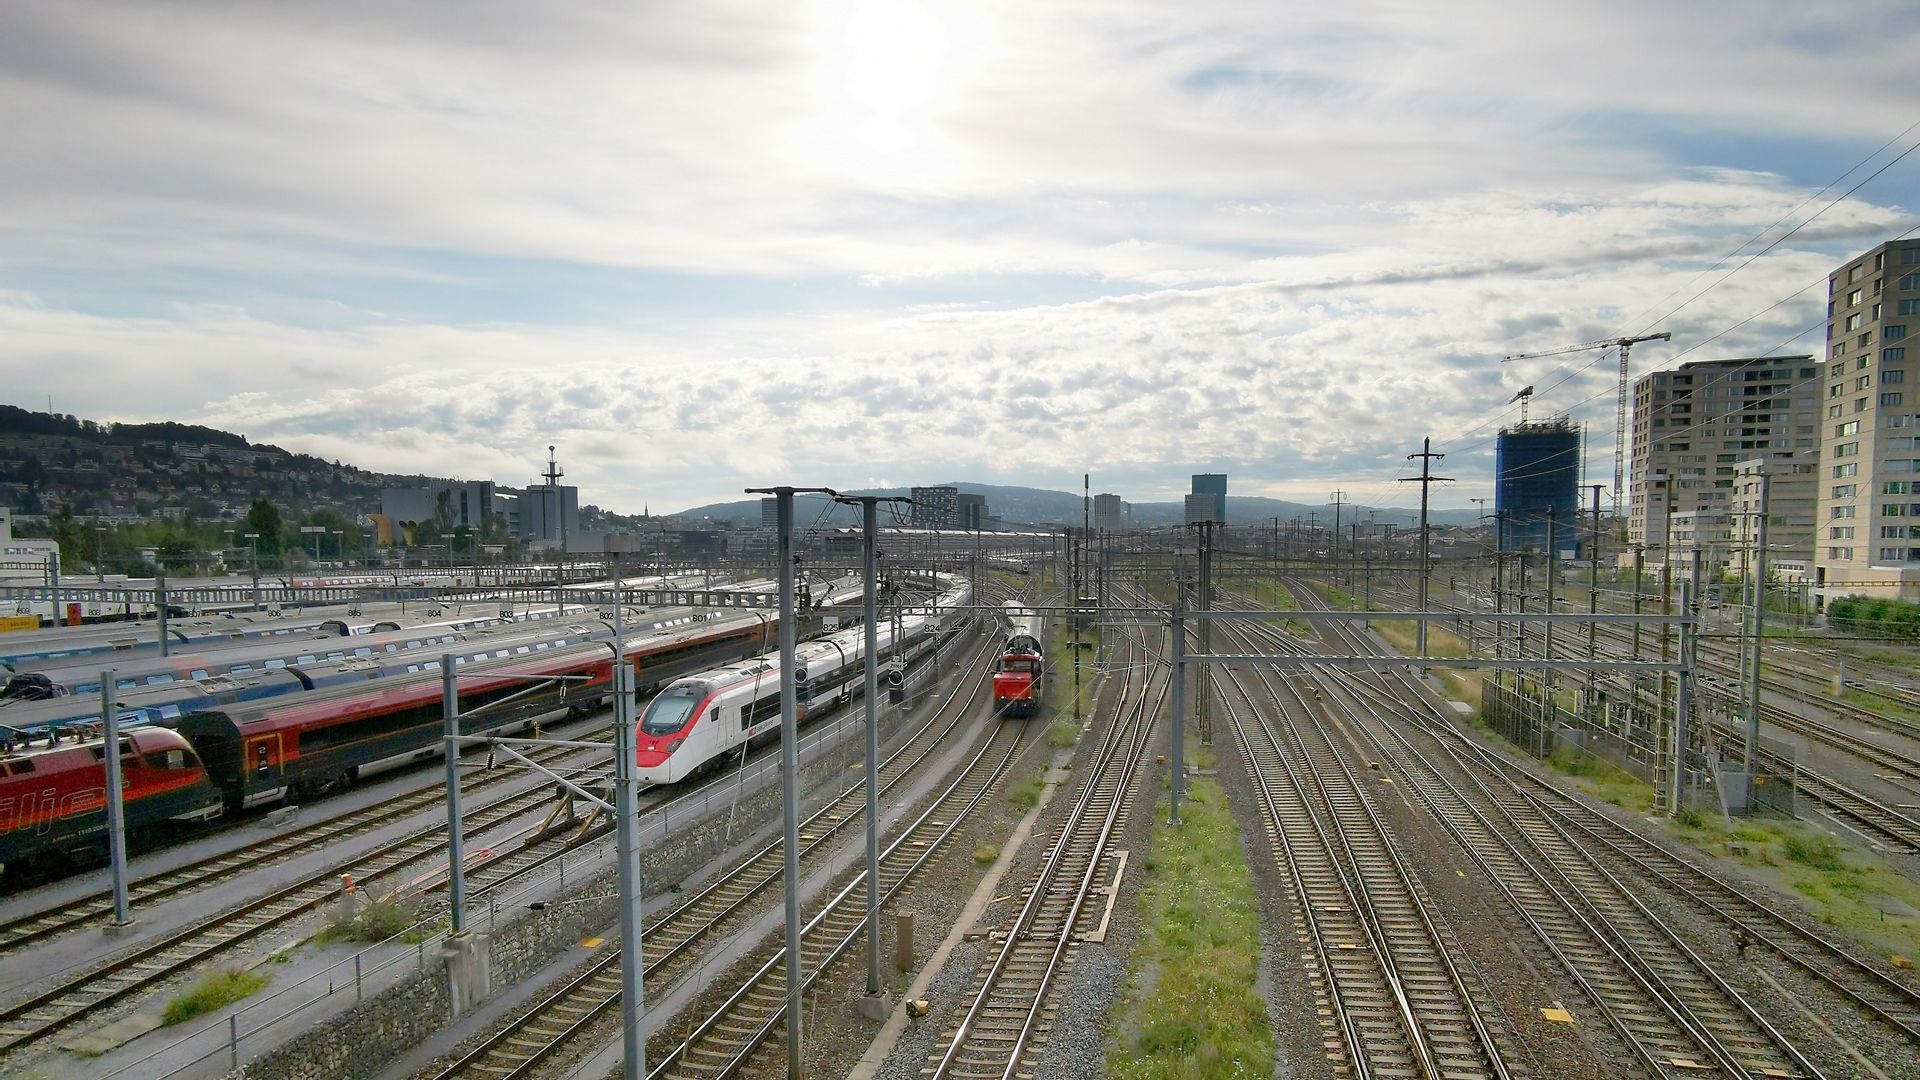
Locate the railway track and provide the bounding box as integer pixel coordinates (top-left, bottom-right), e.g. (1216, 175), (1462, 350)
(1328, 671), (1920, 1045)
(1275, 577), (1920, 1050)
(1328, 580), (1920, 854)
(0, 620), (986, 1062)
(0, 719), (610, 954)
(1213, 625), (1514, 1080)
(421, 618), (1002, 1080)
(0, 732), (619, 1055)
(1248, 593), (1832, 1075)
(923, 622), (1160, 1080)
(647, 673), (1039, 1078)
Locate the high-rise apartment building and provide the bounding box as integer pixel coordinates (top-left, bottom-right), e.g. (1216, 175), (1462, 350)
(1729, 454), (1817, 574)
(1627, 355), (1821, 565)
(1093, 493), (1124, 532)
(1815, 239), (1920, 600)
(910, 485), (959, 528)
(1494, 417), (1579, 554)
(1188, 474), (1227, 523)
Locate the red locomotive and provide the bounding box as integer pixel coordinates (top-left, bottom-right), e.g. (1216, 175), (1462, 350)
(0, 726), (224, 874)
(990, 603), (1045, 718)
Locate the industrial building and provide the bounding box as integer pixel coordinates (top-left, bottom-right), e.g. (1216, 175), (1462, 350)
(379, 481), (498, 531)
(1187, 474), (1226, 523)
(1093, 493), (1124, 533)
(1494, 417), (1580, 554)
(1627, 355), (1821, 564)
(1814, 239), (1920, 600)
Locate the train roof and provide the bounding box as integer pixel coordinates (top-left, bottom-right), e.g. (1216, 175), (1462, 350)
(1, 723), (195, 767)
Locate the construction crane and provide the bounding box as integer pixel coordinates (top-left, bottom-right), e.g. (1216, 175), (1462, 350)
(1503, 332), (1671, 520)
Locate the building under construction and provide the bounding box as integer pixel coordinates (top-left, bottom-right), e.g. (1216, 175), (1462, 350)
(1495, 416), (1580, 554)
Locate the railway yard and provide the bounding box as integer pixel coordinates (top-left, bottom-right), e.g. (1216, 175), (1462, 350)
(2, 548), (1920, 1080)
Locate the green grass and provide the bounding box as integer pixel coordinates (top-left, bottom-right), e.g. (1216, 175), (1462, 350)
(1658, 814), (1920, 959)
(971, 843), (1000, 866)
(163, 967), (269, 1026)
(1108, 768), (1272, 1079)
(1006, 770), (1044, 810)
(1046, 718), (1080, 748)
(1541, 749), (1656, 813)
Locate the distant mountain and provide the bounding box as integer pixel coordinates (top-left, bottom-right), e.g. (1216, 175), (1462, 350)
(672, 482), (1482, 530)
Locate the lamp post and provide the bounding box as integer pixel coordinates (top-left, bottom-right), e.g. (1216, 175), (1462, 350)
(93, 524), (107, 581)
(243, 532), (261, 610)
(300, 525), (325, 568)
(330, 529), (343, 568)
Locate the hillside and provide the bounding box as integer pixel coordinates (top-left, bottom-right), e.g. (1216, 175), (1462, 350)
(0, 405), (641, 529)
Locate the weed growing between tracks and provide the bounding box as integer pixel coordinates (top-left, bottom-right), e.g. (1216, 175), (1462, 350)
(1107, 758), (1270, 1079)
(162, 967), (268, 1027)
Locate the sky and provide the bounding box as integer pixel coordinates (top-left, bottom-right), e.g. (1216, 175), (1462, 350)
(1, 1), (1917, 517)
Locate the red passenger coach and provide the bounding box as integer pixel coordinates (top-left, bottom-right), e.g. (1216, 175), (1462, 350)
(991, 603), (1045, 718)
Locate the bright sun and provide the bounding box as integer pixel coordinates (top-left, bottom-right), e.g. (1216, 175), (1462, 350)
(804, 1), (986, 190)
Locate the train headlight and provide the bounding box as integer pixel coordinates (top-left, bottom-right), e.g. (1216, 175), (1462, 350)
(664, 737), (686, 756)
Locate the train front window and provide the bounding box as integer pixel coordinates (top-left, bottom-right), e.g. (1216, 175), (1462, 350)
(643, 684), (705, 735)
(1002, 658), (1037, 675)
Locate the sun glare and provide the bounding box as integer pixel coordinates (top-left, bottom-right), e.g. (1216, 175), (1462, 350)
(805, 0), (984, 189)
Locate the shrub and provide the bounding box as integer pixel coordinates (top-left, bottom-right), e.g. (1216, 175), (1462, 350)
(972, 843), (1000, 866)
(1783, 831), (1844, 871)
(1047, 719), (1079, 748)
(163, 967), (268, 1026)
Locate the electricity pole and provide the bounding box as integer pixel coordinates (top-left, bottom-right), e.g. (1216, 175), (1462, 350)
(744, 483), (836, 1079)
(1399, 438), (1452, 657)
(1330, 490), (1346, 586)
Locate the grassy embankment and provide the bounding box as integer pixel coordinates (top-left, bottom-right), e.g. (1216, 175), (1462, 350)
(1107, 738), (1272, 1079)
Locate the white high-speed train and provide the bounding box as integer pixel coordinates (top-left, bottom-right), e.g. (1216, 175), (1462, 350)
(633, 575), (971, 784)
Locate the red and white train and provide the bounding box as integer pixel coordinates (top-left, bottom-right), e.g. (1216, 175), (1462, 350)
(634, 576), (972, 784)
(990, 602), (1045, 717)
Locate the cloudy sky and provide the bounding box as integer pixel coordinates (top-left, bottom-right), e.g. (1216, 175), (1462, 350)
(2, 1), (1917, 516)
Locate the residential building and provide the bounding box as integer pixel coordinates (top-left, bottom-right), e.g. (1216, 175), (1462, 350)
(1493, 416), (1580, 554)
(1189, 474), (1226, 523)
(760, 498), (778, 530)
(1094, 493), (1124, 533)
(910, 485), (959, 528)
(1627, 355), (1822, 567)
(1814, 239), (1920, 600)
(1728, 454), (1817, 574)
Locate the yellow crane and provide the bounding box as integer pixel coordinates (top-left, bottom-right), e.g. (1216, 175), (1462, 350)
(1503, 332), (1671, 519)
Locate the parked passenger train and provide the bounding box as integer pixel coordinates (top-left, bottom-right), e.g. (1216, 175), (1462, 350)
(633, 576), (971, 785)
(0, 609), (788, 873)
(991, 602), (1045, 718)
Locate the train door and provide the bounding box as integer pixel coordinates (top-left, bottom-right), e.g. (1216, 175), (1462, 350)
(243, 732), (287, 807)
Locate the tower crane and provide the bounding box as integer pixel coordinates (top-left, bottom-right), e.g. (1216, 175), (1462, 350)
(1503, 332), (1671, 521)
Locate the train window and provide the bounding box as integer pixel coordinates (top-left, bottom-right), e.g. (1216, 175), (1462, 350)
(117, 679), (137, 690)
(146, 675), (170, 685)
(266, 659), (287, 669)
(144, 750), (187, 770)
(354, 647), (373, 657)
(191, 669), (209, 679)
(5, 759), (34, 774)
(231, 665), (251, 674)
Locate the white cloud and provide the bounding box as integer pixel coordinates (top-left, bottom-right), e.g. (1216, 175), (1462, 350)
(0, 2), (1916, 516)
